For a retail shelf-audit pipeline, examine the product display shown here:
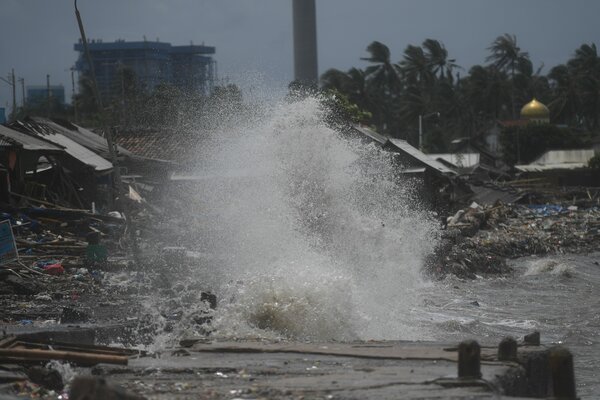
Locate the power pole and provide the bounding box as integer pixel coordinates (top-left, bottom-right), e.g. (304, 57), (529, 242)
(11, 69), (16, 120)
(71, 67), (78, 122)
(46, 74), (51, 118)
(18, 78), (25, 108)
(0, 71), (17, 121)
(74, 0), (122, 201)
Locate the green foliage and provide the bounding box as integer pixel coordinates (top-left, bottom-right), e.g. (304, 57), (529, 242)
(321, 89), (372, 128)
(422, 126), (448, 153)
(589, 154), (600, 169)
(499, 123), (588, 165)
(319, 36), (600, 152)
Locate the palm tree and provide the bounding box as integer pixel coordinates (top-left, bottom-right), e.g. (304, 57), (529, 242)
(422, 39), (458, 82)
(512, 60), (551, 109)
(399, 44), (432, 86)
(486, 34), (529, 75)
(345, 68), (372, 111)
(320, 67), (373, 119)
(568, 43), (600, 130)
(360, 41), (402, 133)
(463, 65), (511, 120)
(360, 41), (401, 94)
(320, 68), (351, 93)
(486, 34), (530, 118)
(548, 64), (580, 126)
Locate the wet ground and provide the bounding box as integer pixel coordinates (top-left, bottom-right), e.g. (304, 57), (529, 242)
(84, 341), (548, 399)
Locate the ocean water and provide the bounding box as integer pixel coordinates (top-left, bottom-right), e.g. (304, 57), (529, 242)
(152, 95), (598, 397)
(180, 96), (439, 342)
(419, 253), (600, 398)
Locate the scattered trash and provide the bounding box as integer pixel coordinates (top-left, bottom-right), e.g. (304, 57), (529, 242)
(429, 201), (600, 279)
(60, 307), (89, 324)
(42, 263), (64, 275)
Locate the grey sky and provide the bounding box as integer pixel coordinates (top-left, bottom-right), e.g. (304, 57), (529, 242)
(1, 0), (599, 109)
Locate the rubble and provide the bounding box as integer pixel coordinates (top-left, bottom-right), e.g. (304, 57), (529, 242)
(428, 200), (600, 279)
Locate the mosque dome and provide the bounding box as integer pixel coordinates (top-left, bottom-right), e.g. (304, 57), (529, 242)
(520, 98), (550, 123)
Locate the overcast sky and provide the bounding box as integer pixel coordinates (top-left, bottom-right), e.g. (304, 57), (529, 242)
(1, 0), (599, 110)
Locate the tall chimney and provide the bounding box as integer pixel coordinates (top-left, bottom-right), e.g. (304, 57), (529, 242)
(292, 0), (318, 86)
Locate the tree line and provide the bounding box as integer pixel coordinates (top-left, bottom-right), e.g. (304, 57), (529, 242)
(320, 34), (600, 153)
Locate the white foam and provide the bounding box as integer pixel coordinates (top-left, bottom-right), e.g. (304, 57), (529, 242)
(523, 258), (574, 277)
(158, 95), (439, 342)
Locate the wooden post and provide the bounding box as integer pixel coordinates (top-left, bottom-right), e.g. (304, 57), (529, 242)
(458, 340), (481, 379)
(524, 331), (540, 346)
(498, 337), (518, 361)
(549, 346), (576, 399)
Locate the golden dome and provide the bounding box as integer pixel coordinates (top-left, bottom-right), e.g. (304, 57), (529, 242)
(520, 98), (550, 122)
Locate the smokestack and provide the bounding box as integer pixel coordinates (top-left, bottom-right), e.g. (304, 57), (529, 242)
(292, 0), (318, 86)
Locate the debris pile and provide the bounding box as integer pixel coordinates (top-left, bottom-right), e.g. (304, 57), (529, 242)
(429, 202), (600, 279)
(0, 335), (142, 399)
(0, 204), (140, 330)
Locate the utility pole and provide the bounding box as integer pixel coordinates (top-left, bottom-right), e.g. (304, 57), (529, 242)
(0, 71), (16, 121)
(46, 74), (51, 118)
(74, 0), (140, 266)
(11, 69), (16, 120)
(74, 0), (122, 201)
(70, 67), (78, 122)
(18, 78), (25, 108)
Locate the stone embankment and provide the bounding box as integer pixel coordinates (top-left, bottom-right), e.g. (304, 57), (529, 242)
(428, 202), (600, 279)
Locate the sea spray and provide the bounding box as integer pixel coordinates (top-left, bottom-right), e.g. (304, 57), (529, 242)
(150, 94), (440, 343)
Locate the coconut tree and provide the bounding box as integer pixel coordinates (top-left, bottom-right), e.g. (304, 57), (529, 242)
(463, 65), (511, 120)
(320, 68), (351, 92)
(486, 34), (530, 118)
(321, 67), (373, 119)
(568, 43), (600, 130)
(548, 64), (580, 126)
(360, 41), (402, 133)
(422, 39), (459, 82)
(360, 41), (401, 94)
(486, 34), (529, 75)
(399, 44), (433, 86)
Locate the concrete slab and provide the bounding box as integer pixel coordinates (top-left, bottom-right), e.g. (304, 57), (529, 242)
(89, 341), (549, 399)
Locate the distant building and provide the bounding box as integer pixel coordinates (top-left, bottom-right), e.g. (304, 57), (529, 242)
(0, 108), (5, 124)
(74, 39), (216, 101)
(26, 85), (66, 108)
(520, 98), (550, 124)
(481, 98), (552, 155)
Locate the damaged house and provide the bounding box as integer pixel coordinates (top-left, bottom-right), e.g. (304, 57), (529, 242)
(7, 119), (114, 208)
(7, 117), (177, 208)
(352, 125), (468, 212)
(0, 124), (70, 205)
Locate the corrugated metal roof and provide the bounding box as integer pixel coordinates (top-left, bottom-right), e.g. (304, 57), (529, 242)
(0, 124), (63, 152)
(516, 163), (590, 172)
(515, 149), (595, 172)
(30, 118), (133, 160)
(533, 149), (594, 164)
(430, 153), (480, 169)
(469, 184), (525, 205)
(115, 131), (198, 163)
(353, 125), (389, 145)
(388, 138), (456, 175)
(10, 120), (113, 172)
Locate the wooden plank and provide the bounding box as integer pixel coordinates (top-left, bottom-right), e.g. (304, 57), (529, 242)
(0, 348), (128, 366)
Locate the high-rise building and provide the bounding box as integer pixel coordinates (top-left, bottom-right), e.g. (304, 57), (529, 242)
(26, 85), (65, 107)
(74, 39), (216, 101)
